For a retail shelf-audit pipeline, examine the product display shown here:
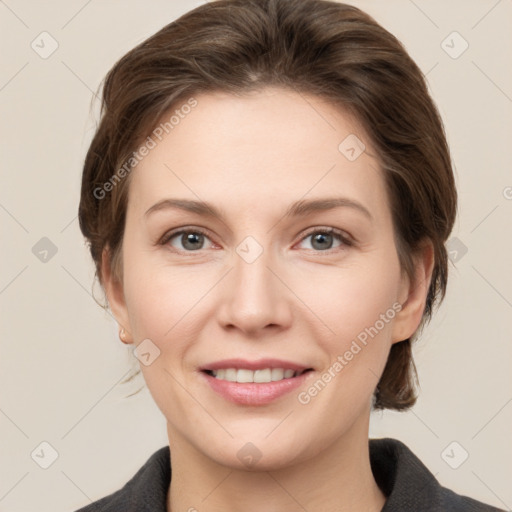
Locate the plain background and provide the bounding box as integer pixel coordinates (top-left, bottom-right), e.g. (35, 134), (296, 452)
(1, 0), (511, 510)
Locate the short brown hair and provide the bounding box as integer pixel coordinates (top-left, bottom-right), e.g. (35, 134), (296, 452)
(79, 0), (457, 411)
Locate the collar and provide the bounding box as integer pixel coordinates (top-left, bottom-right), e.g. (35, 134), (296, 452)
(76, 437), (503, 511)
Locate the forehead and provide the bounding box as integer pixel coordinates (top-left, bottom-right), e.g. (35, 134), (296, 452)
(127, 87), (389, 220)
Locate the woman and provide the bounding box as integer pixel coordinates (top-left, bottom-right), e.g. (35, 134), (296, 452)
(75, 0), (505, 510)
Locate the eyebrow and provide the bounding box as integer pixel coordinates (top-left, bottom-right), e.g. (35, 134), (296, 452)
(144, 196), (373, 221)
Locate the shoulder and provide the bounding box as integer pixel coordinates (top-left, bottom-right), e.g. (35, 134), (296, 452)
(73, 446), (170, 512)
(439, 486), (507, 512)
(369, 437), (505, 512)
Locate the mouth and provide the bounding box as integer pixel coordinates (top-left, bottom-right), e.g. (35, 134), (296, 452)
(202, 367), (312, 383)
(199, 359), (314, 405)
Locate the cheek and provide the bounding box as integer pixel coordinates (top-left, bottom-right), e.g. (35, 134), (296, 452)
(336, 276), (399, 345)
(125, 268), (198, 340)
(299, 255), (401, 341)
(296, 253), (402, 403)
(122, 263), (199, 408)
(121, 252), (221, 385)
(124, 272), (167, 339)
(295, 272), (400, 418)
(121, 227), (203, 337)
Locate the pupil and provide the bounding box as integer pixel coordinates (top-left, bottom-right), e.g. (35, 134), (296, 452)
(313, 233), (332, 250)
(183, 232), (203, 250)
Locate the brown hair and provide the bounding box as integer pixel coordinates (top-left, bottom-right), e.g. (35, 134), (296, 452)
(79, 0), (457, 411)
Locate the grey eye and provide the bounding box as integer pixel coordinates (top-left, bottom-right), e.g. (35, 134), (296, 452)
(167, 231), (212, 251)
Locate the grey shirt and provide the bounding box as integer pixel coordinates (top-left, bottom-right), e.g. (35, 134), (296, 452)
(74, 437), (505, 511)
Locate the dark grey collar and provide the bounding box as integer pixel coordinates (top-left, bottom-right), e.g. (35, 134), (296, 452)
(75, 437), (504, 511)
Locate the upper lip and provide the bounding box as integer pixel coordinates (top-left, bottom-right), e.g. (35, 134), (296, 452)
(200, 358), (312, 372)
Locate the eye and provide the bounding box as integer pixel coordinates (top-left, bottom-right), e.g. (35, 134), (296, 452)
(297, 228), (352, 252)
(160, 226), (352, 254)
(161, 228), (215, 252)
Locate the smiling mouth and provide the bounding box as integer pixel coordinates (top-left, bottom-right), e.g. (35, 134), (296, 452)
(202, 368), (313, 383)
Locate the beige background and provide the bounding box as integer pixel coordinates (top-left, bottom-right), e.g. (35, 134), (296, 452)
(1, 1), (511, 510)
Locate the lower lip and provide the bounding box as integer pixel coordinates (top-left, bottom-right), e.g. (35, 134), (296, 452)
(201, 371), (312, 405)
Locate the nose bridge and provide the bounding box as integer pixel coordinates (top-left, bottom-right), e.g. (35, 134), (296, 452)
(233, 236), (278, 307)
(218, 234), (291, 332)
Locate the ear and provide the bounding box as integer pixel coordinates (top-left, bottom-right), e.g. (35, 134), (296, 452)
(391, 239), (435, 344)
(101, 247), (134, 344)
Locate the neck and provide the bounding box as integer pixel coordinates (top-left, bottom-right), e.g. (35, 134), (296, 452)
(166, 413), (386, 512)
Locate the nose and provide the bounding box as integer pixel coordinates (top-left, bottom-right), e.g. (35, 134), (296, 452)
(216, 243), (293, 337)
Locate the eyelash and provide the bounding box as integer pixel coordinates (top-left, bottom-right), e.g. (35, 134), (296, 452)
(159, 226), (353, 255)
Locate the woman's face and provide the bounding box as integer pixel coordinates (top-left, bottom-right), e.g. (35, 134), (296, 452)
(105, 87), (429, 469)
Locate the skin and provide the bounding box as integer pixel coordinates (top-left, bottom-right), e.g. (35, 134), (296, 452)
(102, 86), (434, 512)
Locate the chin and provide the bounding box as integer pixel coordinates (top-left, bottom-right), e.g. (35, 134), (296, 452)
(201, 431), (315, 472)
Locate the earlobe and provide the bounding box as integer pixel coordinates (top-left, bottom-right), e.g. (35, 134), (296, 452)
(391, 240), (435, 344)
(119, 328), (131, 344)
(101, 247), (134, 344)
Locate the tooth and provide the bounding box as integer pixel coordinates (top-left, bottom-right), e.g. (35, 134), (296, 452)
(212, 367), (301, 382)
(225, 368), (237, 382)
(271, 368), (285, 381)
(236, 369), (254, 383)
(254, 369), (272, 383)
